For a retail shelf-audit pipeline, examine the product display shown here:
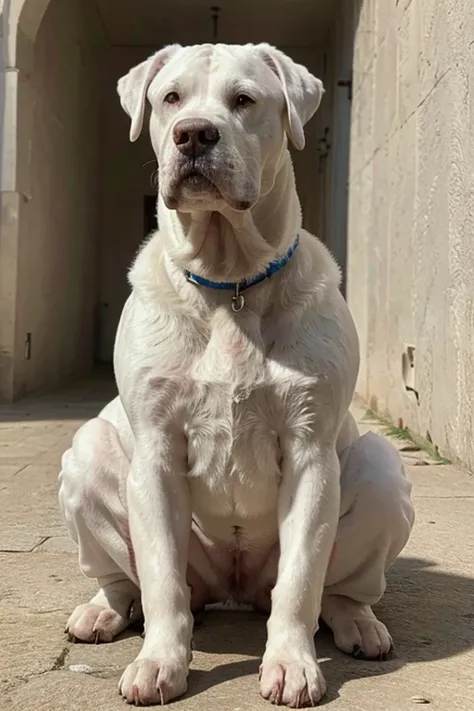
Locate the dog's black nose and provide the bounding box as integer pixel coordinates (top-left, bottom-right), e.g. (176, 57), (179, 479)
(173, 119), (220, 157)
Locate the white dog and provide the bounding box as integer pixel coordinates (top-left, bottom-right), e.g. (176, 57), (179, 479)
(59, 43), (414, 707)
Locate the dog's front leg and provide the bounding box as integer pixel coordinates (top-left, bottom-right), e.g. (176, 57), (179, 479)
(119, 435), (193, 706)
(260, 437), (340, 707)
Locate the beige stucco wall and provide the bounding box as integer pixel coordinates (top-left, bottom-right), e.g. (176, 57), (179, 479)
(347, 0), (474, 469)
(11, 0), (106, 397)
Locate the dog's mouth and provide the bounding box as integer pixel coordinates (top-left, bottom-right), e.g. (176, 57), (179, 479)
(178, 166), (220, 195)
(164, 158), (253, 211)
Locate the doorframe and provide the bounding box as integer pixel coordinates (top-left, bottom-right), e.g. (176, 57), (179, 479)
(329, 1), (355, 296)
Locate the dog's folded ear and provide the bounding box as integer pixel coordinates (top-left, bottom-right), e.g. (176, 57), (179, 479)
(257, 44), (324, 151)
(117, 44), (182, 142)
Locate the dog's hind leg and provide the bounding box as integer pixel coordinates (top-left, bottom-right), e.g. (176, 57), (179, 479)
(59, 416), (140, 643)
(322, 432), (415, 659)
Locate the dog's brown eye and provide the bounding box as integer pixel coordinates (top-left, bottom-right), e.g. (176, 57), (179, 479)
(235, 94), (255, 108)
(164, 91), (180, 105)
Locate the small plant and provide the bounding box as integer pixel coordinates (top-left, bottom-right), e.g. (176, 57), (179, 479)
(363, 409), (451, 465)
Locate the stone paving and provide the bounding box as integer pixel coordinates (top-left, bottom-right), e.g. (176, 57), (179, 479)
(1, 373), (473, 710)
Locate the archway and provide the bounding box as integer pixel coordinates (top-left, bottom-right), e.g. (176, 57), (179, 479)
(0, 0), (53, 400)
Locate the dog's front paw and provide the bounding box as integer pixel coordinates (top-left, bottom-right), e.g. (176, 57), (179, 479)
(119, 657), (188, 705)
(259, 652), (326, 707)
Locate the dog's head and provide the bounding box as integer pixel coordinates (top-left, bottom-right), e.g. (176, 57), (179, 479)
(118, 43), (323, 213)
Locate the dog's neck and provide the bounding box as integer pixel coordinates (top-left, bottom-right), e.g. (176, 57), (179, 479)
(158, 151), (301, 283)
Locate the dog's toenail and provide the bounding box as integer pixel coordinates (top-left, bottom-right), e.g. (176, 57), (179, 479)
(381, 646), (395, 661)
(352, 645), (366, 659)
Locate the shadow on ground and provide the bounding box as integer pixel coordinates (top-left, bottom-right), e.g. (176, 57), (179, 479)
(113, 556), (474, 703)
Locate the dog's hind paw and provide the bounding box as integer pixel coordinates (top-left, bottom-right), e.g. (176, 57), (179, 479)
(321, 594), (393, 660)
(66, 603), (130, 643)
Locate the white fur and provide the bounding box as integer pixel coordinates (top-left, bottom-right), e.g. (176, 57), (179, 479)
(58, 43), (414, 708)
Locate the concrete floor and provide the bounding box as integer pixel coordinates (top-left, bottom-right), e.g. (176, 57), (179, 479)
(1, 373), (474, 710)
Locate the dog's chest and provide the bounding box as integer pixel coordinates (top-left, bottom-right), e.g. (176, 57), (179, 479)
(177, 311), (283, 518)
(184, 379), (282, 519)
(151, 309), (310, 520)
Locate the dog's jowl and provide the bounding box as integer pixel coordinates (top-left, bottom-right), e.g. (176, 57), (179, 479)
(59, 43), (414, 707)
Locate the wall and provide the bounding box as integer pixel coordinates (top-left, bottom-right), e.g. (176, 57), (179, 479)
(13, 0), (106, 396)
(347, 0), (474, 469)
(98, 44), (332, 362)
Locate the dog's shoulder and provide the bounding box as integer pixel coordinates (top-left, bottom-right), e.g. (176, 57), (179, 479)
(273, 229), (353, 349)
(269, 230), (359, 410)
(297, 230), (342, 300)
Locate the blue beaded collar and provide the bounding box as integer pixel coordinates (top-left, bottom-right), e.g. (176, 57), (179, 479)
(185, 234), (300, 312)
